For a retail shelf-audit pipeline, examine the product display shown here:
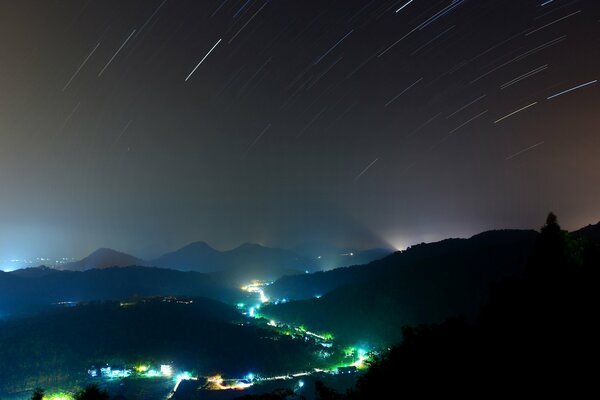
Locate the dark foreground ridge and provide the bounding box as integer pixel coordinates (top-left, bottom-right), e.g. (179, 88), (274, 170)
(241, 213), (599, 399)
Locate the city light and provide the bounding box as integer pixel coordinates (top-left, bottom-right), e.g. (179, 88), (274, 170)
(206, 375), (254, 391)
(177, 371), (193, 381)
(145, 369), (161, 377)
(259, 290), (269, 303)
(109, 369), (132, 378)
(241, 280), (271, 303)
(43, 392), (74, 400)
(161, 364), (173, 376)
(136, 365), (148, 373)
(172, 372), (197, 395)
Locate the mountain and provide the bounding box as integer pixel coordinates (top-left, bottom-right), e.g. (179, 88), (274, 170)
(572, 221), (600, 243)
(53, 243), (316, 283)
(8, 265), (60, 278)
(218, 243), (313, 281)
(151, 242), (314, 282)
(62, 248), (146, 271)
(261, 229), (539, 346)
(151, 241), (221, 272)
(0, 266), (238, 317)
(45, 242), (391, 283)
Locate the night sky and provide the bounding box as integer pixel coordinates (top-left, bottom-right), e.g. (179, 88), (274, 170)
(1, 0), (599, 260)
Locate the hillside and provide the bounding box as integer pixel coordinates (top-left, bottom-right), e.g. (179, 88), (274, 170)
(291, 242), (394, 271)
(150, 241), (221, 272)
(8, 265), (61, 278)
(62, 248), (147, 271)
(265, 230), (537, 302)
(0, 298), (316, 395)
(0, 266), (237, 317)
(262, 230), (539, 346)
(572, 221), (600, 243)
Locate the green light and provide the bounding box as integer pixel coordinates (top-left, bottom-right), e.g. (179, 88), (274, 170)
(343, 347), (356, 357)
(43, 392), (74, 400)
(136, 365), (149, 373)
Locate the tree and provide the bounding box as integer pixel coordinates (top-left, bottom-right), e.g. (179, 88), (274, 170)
(529, 212), (577, 274)
(31, 388), (44, 400)
(75, 384), (109, 400)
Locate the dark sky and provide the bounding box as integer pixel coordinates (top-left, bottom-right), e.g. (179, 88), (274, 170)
(0, 0), (599, 260)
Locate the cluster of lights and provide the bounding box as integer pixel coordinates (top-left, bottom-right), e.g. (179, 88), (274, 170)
(207, 375), (254, 391)
(340, 347), (370, 369)
(160, 364), (173, 377)
(170, 372), (197, 396)
(241, 280), (271, 303)
(43, 393), (74, 400)
(91, 363), (177, 379)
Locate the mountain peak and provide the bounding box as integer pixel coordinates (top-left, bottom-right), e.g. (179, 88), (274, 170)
(63, 248), (145, 271)
(234, 242), (265, 251)
(183, 241), (218, 251)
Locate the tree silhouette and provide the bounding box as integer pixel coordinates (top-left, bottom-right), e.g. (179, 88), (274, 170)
(31, 388), (44, 400)
(74, 384), (109, 400)
(529, 212), (584, 275)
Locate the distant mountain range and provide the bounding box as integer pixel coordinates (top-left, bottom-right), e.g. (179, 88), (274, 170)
(54, 241), (393, 283)
(150, 242), (312, 282)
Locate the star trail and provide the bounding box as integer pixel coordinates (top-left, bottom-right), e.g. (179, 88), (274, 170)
(0, 0), (599, 259)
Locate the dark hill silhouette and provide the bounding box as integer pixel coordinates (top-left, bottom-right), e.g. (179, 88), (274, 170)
(8, 265), (60, 278)
(266, 230), (538, 302)
(23, 240), (394, 285)
(62, 248), (146, 271)
(0, 266), (237, 317)
(572, 220), (600, 243)
(262, 229), (538, 346)
(151, 241), (221, 272)
(302, 213), (599, 399)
